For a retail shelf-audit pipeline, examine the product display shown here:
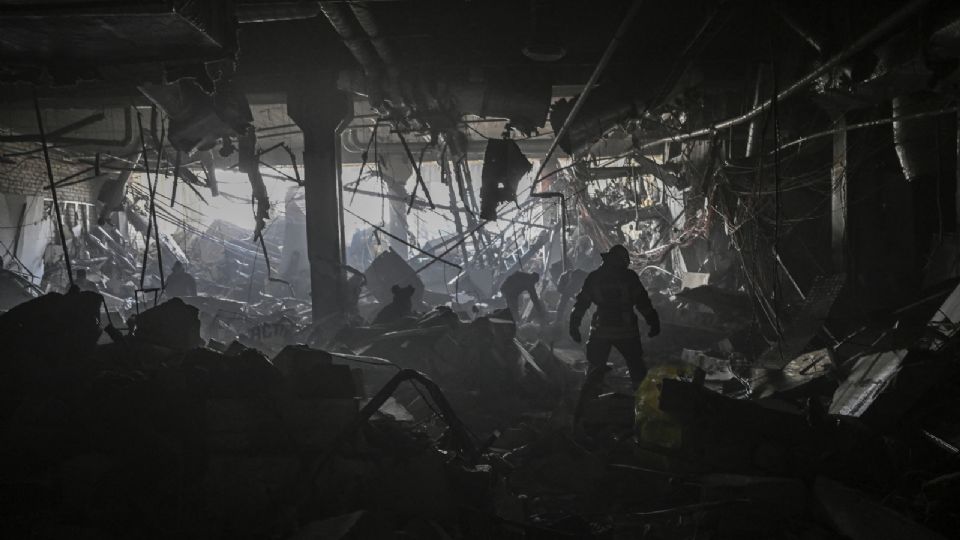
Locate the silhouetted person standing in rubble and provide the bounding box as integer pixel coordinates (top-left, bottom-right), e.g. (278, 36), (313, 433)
(500, 270), (547, 324)
(569, 244), (660, 417)
(165, 261), (197, 298)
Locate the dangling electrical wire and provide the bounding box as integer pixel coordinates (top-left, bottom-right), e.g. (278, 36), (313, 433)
(135, 109), (159, 290)
(32, 88), (74, 288)
(152, 116), (167, 291)
(769, 26), (786, 359)
(350, 119), (379, 204)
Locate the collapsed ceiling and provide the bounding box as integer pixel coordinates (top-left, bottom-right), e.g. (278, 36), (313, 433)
(3, 0), (960, 538)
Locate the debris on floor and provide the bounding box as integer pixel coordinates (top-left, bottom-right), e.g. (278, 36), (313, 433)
(4, 2), (960, 537)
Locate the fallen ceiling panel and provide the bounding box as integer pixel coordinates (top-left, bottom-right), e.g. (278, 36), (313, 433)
(0, 1), (231, 65)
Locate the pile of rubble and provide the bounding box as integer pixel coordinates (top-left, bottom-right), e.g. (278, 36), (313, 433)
(0, 277), (958, 539)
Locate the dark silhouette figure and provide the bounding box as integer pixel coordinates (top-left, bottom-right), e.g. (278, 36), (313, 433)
(555, 267), (589, 323)
(373, 284), (415, 324)
(74, 268), (97, 292)
(499, 271), (546, 324)
(165, 261), (197, 298)
(569, 245), (660, 415)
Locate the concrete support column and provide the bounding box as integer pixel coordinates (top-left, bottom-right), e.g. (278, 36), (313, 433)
(379, 153), (413, 259)
(288, 78), (351, 320)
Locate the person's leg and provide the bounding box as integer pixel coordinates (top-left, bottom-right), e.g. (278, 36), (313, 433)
(575, 338), (612, 422)
(505, 294), (521, 323)
(614, 337), (647, 389)
(584, 338), (613, 394)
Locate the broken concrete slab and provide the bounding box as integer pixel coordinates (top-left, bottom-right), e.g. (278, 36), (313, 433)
(0, 268), (38, 312)
(272, 344), (332, 377)
(680, 271), (710, 290)
(374, 396), (414, 422)
(133, 297), (203, 351)
(759, 274), (846, 369)
(364, 249), (426, 305)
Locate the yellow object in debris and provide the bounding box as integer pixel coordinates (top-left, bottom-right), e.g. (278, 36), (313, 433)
(634, 365), (688, 448)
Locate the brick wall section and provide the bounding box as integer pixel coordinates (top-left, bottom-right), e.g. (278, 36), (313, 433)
(0, 142), (102, 203)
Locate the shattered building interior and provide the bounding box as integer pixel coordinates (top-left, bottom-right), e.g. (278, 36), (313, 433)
(2, 0), (960, 538)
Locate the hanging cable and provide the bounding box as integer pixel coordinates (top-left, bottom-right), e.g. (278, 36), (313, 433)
(350, 119), (379, 204)
(33, 88), (74, 288)
(135, 109), (156, 290)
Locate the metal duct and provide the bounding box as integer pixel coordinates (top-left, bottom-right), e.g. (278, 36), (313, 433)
(0, 107), (133, 149)
(96, 150), (141, 223)
(347, 1), (396, 65)
(341, 128), (554, 157)
(582, 158), (681, 188)
(522, 0), (566, 62)
(319, 1), (382, 73)
(549, 85), (642, 156)
(480, 70), (552, 135)
(773, 2), (825, 54)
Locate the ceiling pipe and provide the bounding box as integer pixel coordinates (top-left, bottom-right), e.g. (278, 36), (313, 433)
(581, 158), (681, 188)
(236, 1), (321, 23)
(773, 2), (825, 54)
(773, 105), (958, 153)
(0, 112), (104, 142)
(530, 0), (644, 194)
(319, 1), (383, 74)
(347, 1), (397, 65)
(341, 128), (554, 156)
(638, 0), (935, 151)
(0, 107), (133, 149)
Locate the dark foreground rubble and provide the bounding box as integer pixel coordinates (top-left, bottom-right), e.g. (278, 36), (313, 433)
(0, 289), (957, 540)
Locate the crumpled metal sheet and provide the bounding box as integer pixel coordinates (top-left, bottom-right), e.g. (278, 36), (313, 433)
(922, 281), (960, 351)
(829, 350), (907, 417)
(364, 249), (425, 305)
(759, 274), (845, 369)
(124, 203), (188, 264)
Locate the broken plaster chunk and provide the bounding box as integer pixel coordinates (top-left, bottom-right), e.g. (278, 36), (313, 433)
(133, 297), (203, 351)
